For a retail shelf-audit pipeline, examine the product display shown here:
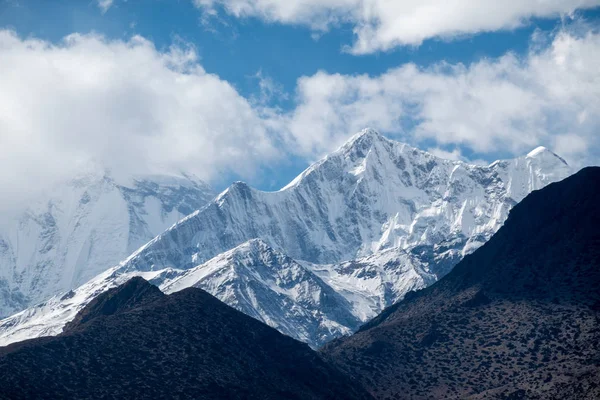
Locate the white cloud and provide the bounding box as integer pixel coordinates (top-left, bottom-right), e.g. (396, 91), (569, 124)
(0, 27), (598, 211)
(283, 28), (600, 166)
(427, 147), (464, 162)
(251, 70), (288, 106)
(553, 133), (588, 157)
(97, 0), (114, 14)
(0, 31), (278, 209)
(193, 0), (600, 53)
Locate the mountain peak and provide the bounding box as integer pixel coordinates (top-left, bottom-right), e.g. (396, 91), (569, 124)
(526, 145), (569, 166)
(63, 277), (163, 332)
(351, 128), (384, 141)
(341, 128), (387, 150)
(279, 129), (389, 191)
(527, 145), (549, 157)
(446, 166), (598, 295)
(243, 237), (272, 249)
(215, 180), (254, 203)
(0, 169), (216, 319)
(225, 238), (274, 257)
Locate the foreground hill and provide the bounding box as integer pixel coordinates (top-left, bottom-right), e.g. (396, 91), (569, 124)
(322, 167), (600, 399)
(0, 277), (372, 400)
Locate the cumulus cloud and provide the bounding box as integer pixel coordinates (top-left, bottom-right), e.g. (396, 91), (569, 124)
(0, 26), (598, 211)
(283, 28), (600, 166)
(426, 147), (464, 162)
(193, 0), (600, 53)
(0, 30), (278, 209)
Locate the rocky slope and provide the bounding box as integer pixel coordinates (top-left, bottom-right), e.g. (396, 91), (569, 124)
(321, 167), (600, 399)
(0, 171), (214, 317)
(0, 277), (372, 400)
(0, 129), (572, 348)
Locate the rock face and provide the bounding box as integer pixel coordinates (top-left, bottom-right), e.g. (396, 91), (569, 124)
(0, 129), (573, 348)
(321, 167), (600, 400)
(0, 171), (214, 317)
(0, 278), (373, 400)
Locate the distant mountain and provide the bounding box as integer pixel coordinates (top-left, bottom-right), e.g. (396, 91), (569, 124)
(0, 171), (214, 317)
(321, 167), (600, 399)
(0, 129), (572, 348)
(0, 277), (372, 400)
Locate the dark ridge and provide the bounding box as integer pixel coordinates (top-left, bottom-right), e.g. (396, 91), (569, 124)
(321, 167), (600, 399)
(64, 276), (164, 332)
(444, 166), (600, 298)
(0, 278), (372, 400)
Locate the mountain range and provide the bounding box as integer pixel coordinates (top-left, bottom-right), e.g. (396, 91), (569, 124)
(0, 129), (573, 348)
(0, 166), (597, 399)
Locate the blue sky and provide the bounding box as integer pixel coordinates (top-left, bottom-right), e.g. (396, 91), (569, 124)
(3, 1), (589, 98)
(0, 0), (599, 194)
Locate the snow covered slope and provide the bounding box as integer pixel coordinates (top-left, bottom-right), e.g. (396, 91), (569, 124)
(0, 129), (572, 347)
(122, 129), (571, 273)
(0, 266), (182, 346)
(163, 239), (360, 347)
(0, 171), (214, 317)
(308, 246), (437, 322)
(0, 239), (425, 348)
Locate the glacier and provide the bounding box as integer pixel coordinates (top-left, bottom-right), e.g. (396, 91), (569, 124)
(0, 129), (572, 348)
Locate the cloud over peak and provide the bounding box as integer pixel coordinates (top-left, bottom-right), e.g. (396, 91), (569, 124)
(286, 26), (600, 164)
(0, 30), (278, 208)
(0, 24), (598, 210)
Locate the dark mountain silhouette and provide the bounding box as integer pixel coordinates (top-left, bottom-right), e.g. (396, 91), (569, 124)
(0, 277), (372, 400)
(321, 167), (600, 399)
(63, 276), (164, 331)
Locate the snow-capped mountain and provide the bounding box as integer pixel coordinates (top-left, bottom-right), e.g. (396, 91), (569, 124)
(162, 239), (361, 347)
(122, 129), (571, 273)
(0, 129), (572, 347)
(0, 238), (433, 348)
(0, 171), (214, 317)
